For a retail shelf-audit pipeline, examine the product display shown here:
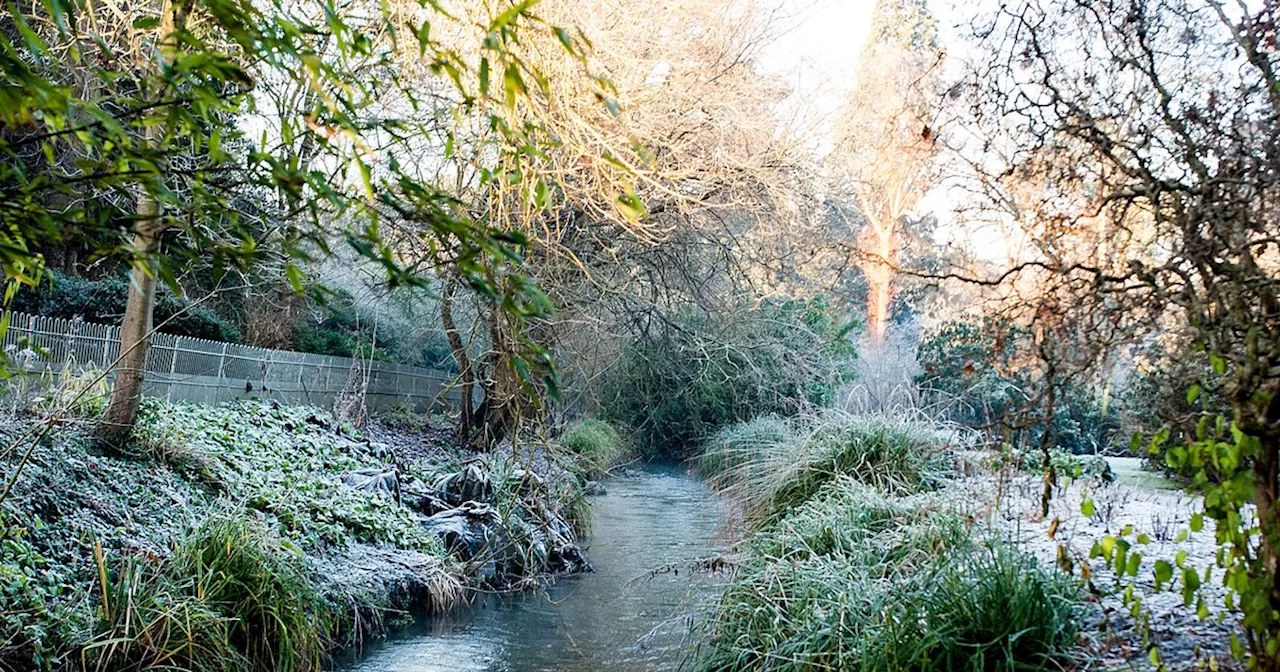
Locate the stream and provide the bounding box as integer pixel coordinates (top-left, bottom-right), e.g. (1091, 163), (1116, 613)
(344, 463), (729, 671)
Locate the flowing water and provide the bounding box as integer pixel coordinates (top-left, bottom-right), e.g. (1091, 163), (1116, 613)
(344, 463), (729, 672)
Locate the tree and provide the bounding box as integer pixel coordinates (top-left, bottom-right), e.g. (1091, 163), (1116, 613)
(3, 0), (593, 442)
(100, 0), (192, 437)
(398, 0), (806, 448)
(962, 0), (1280, 665)
(827, 0), (941, 344)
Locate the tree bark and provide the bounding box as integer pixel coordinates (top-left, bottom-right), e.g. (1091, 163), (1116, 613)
(1252, 432), (1280, 669)
(95, 0), (188, 444)
(98, 222), (161, 442)
(441, 278), (475, 443)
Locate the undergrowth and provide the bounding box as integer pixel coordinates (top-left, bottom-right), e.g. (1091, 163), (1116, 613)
(696, 414), (1084, 671)
(558, 418), (628, 479)
(699, 411), (951, 526)
(0, 399), (466, 670)
(83, 512), (330, 671)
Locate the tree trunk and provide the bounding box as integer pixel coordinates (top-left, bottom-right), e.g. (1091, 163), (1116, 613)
(98, 217), (161, 443)
(857, 205), (898, 345)
(95, 0), (187, 445)
(1252, 434), (1280, 669)
(441, 278), (475, 443)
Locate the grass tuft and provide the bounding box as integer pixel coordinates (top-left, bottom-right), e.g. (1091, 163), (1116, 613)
(171, 512), (332, 671)
(82, 510), (335, 672)
(697, 412), (1083, 672)
(700, 411), (952, 525)
(559, 418), (628, 479)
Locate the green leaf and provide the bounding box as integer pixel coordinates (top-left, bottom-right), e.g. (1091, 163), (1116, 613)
(1187, 384), (1201, 404)
(1190, 513), (1204, 532)
(1231, 633), (1246, 659)
(1081, 498), (1095, 517)
(488, 0), (538, 33)
(1125, 551), (1142, 577)
(553, 26), (575, 54)
(1154, 559), (1173, 585)
(1181, 567), (1201, 606)
(355, 158), (375, 203)
(616, 190), (646, 221)
(285, 264), (306, 294)
(503, 63), (526, 109)
(479, 57), (490, 96)
(132, 15), (159, 29)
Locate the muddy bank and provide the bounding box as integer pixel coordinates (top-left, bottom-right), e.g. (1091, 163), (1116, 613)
(0, 400), (601, 670)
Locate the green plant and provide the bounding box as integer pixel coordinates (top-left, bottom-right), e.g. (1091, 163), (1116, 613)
(559, 418), (627, 478)
(11, 273), (243, 343)
(698, 409), (1082, 672)
(888, 542), (1082, 671)
(702, 412), (950, 525)
(34, 360), (110, 417)
(699, 482), (1080, 671)
(171, 513), (332, 671)
(81, 512), (334, 672)
(917, 319), (1120, 455)
(600, 298), (856, 458)
(1093, 415), (1280, 666)
(134, 400), (439, 550)
(82, 548), (248, 672)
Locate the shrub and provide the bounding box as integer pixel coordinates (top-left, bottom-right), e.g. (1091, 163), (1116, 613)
(11, 272), (242, 342)
(33, 362), (110, 417)
(82, 511), (333, 672)
(600, 298), (856, 458)
(558, 418), (627, 478)
(893, 542), (1082, 671)
(697, 412), (1084, 672)
(701, 412), (951, 525)
(917, 319), (1119, 454)
(700, 491), (1081, 672)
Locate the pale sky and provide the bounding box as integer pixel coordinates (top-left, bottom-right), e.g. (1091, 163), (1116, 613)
(757, 0), (877, 145)
(757, 0), (1008, 261)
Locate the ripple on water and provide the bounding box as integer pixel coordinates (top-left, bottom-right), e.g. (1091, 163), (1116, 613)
(344, 463), (729, 672)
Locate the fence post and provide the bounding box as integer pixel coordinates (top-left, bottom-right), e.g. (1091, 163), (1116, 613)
(216, 342), (228, 403)
(101, 321), (111, 369)
(166, 336), (178, 403)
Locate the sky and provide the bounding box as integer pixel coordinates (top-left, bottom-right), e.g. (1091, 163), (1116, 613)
(756, 0), (1012, 261)
(757, 0), (877, 144)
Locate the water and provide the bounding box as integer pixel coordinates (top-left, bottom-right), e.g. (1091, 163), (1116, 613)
(344, 463), (729, 672)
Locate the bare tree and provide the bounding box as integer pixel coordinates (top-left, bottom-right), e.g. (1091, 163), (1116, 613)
(390, 0), (810, 448)
(960, 0), (1280, 664)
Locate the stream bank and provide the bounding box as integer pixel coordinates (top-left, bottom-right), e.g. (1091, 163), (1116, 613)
(344, 463), (730, 672)
(0, 399), (602, 670)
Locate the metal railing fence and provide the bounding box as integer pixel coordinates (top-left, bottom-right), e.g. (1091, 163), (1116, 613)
(0, 311), (459, 412)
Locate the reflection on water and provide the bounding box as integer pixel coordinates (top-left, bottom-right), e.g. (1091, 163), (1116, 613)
(344, 463), (728, 672)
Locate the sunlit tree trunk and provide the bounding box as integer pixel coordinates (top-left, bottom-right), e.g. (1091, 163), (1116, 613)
(858, 209), (897, 345)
